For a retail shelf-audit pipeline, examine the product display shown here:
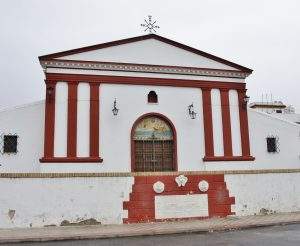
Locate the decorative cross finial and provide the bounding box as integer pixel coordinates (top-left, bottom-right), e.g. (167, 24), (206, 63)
(141, 15), (160, 34)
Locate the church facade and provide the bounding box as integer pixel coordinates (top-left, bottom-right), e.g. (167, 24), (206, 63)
(0, 34), (300, 227)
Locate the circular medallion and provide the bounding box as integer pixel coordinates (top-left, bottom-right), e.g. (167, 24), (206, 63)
(198, 180), (209, 192)
(153, 181), (165, 193)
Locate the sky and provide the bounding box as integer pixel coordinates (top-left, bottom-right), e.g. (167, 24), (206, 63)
(0, 0), (299, 111)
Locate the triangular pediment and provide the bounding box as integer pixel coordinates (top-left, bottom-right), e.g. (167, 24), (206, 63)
(39, 34), (252, 73)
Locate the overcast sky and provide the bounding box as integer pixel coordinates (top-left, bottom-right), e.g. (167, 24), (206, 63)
(0, 0), (299, 111)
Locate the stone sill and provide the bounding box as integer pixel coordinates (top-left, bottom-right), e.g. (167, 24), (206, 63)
(39, 157), (103, 163)
(203, 156), (255, 162)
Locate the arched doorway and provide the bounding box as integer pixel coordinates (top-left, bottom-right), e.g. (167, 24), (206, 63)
(131, 113), (177, 172)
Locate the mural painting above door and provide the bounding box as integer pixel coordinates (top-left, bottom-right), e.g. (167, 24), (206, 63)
(132, 114), (176, 172)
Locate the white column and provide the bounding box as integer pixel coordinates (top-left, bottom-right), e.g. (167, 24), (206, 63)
(54, 82), (68, 157)
(211, 89), (224, 156)
(77, 82), (90, 157)
(229, 89), (242, 156)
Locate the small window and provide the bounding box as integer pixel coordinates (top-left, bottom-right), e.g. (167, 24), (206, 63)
(3, 135), (18, 154)
(276, 110), (282, 113)
(148, 91), (158, 103)
(266, 136), (279, 153)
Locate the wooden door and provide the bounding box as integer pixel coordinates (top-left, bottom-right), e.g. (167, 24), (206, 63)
(132, 116), (175, 172)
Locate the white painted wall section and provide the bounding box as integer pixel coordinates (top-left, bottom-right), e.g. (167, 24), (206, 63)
(98, 84), (205, 173)
(60, 39), (238, 70)
(77, 83), (90, 157)
(225, 173), (300, 216)
(0, 177), (134, 228)
(211, 89), (224, 156)
(0, 102), (44, 172)
(229, 89), (242, 156)
(54, 82), (68, 157)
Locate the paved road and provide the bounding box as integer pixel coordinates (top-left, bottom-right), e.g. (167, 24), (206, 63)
(3, 223), (300, 246)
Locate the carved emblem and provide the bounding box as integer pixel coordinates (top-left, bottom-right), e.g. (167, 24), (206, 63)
(198, 180), (209, 192)
(153, 181), (165, 193)
(175, 175), (188, 187)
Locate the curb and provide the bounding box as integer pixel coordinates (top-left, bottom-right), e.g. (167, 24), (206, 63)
(0, 220), (300, 244)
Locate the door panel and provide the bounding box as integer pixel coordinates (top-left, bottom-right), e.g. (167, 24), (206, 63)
(134, 140), (174, 172)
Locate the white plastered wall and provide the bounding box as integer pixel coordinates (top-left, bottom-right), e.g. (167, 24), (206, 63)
(54, 82), (68, 157)
(60, 39), (238, 70)
(229, 89), (242, 156)
(204, 109), (300, 170)
(225, 173), (300, 216)
(0, 177), (134, 228)
(0, 102), (44, 172)
(77, 83), (90, 157)
(211, 89), (224, 156)
(42, 84), (206, 172)
(1, 82), (300, 172)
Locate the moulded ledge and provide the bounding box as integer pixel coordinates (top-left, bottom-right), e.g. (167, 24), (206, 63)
(39, 157), (103, 163)
(203, 156), (255, 162)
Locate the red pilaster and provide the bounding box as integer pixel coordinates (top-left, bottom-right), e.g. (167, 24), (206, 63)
(220, 89), (233, 157)
(67, 82), (78, 157)
(237, 89), (251, 157)
(202, 88), (214, 157)
(43, 81), (56, 158)
(89, 83), (100, 157)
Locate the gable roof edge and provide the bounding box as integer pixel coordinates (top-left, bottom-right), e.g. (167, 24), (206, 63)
(39, 34), (253, 73)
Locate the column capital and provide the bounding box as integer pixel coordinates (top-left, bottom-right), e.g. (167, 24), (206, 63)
(68, 81), (79, 85)
(89, 82), (101, 86)
(44, 79), (57, 85)
(201, 87), (212, 92)
(219, 88), (230, 92)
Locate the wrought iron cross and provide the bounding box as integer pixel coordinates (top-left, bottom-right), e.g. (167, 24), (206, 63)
(141, 15), (160, 33)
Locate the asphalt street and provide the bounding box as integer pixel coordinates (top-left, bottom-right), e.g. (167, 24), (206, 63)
(2, 223), (300, 246)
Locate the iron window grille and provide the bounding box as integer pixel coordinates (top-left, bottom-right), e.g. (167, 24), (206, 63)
(0, 134), (19, 154)
(266, 135), (279, 153)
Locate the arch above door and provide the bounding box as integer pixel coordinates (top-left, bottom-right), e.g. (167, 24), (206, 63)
(131, 113), (177, 172)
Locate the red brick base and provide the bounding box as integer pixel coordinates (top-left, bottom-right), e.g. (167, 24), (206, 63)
(123, 174), (235, 223)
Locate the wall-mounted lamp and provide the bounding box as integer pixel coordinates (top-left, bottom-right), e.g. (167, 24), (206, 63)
(46, 86), (54, 96)
(243, 95), (250, 109)
(112, 98), (119, 116)
(188, 103), (197, 119)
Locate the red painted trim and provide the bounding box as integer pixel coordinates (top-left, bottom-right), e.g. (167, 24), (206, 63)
(39, 157), (103, 163)
(220, 89), (233, 156)
(67, 82), (78, 157)
(90, 83), (100, 157)
(237, 90), (251, 157)
(202, 88), (214, 157)
(124, 174), (235, 223)
(130, 113), (178, 172)
(39, 34), (252, 73)
(43, 81), (56, 158)
(46, 73), (246, 90)
(203, 156), (255, 162)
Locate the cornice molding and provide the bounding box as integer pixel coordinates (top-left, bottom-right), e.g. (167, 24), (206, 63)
(40, 59), (249, 79)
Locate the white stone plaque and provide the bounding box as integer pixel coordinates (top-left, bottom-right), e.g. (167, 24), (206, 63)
(155, 194), (209, 219)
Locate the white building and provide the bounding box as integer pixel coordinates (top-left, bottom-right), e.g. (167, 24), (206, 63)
(250, 101), (300, 124)
(0, 34), (299, 227)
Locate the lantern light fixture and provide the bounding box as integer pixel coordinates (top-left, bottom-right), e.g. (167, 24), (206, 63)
(243, 95), (250, 109)
(188, 103), (197, 119)
(244, 95), (250, 103)
(46, 86), (54, 96)
(112, 98), (119, 116)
